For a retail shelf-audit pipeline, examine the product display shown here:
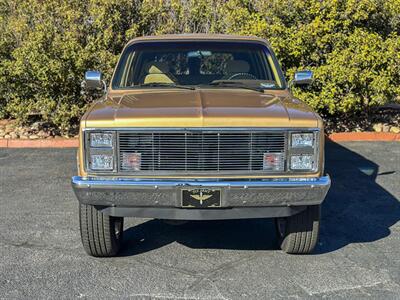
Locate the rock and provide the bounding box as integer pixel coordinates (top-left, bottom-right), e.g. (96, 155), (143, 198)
(372, 123), (383, 132)
(31, 122), (44, 131)
(15, 127), (26, 135)
(29, 135), (39, 140)
(20, 135), (29, 140)
(9, 132), (18, 139)
(5, 126), (15, 132)
(0, 130), (5, 137)
(4, 134), (10, 139)
(37, 130), (49, 138)
(382, 124), (390, 132)
(390, 126), (400, 134)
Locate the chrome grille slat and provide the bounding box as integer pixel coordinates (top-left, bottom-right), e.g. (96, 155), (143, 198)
(118, 131), (286, 173)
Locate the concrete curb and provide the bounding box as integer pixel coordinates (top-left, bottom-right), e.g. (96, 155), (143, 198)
(0, 132), (399, 148)
(327, 132), (400, 142)
(0, 139), (79, 148)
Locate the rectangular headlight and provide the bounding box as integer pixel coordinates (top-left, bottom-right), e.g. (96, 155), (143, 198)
(90, 132), (114, 148)
(90, 153), (114, 170)
(290, 155), (314, 170)
(291, 133), (314, 148)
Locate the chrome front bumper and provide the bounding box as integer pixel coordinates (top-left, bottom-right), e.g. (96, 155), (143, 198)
(71, 176), (331, 220)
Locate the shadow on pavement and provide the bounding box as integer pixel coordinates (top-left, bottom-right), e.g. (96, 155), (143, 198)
(316, 141), (400, 254)
(119, 141), (400, 256)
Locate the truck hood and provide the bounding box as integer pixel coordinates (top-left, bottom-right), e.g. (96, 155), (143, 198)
(84, 89), (319, 128)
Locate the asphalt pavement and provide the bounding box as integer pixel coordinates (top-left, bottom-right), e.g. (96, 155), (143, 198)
(0, 141), (399, 299)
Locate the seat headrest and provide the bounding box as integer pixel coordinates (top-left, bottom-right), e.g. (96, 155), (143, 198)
(224, 60), (250, 74)
(145, 61), (170, 74)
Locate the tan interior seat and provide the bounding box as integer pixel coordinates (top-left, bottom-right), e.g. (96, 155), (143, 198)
(143, 61), (175, 84)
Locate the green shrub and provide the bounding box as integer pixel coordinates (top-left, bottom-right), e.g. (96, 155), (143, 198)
(0, 0), (139, 132)
(0, 0), (399, 132)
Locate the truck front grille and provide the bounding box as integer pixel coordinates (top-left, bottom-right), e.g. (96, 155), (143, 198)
(118, 131), (286, 173)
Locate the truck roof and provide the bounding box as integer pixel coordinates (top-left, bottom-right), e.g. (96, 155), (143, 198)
(126, 34), (270, 47)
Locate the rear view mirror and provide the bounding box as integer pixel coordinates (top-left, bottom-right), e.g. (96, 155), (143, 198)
(292, 70), (313, 87)
(187, 50), (212, 58)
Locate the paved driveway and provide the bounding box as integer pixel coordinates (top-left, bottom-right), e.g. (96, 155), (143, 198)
(0, 142), (399, 299)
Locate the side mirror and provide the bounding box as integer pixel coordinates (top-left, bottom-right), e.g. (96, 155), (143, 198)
(292, 70), (313, 87)
(83, 70), (106, 92)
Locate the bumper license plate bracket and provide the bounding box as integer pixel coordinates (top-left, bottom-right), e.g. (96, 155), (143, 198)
(182, 188), (221, 208)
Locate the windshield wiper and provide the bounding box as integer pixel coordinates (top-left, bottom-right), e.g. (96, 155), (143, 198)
(136, 83), (195, 90)
(209, 81), (264, 93)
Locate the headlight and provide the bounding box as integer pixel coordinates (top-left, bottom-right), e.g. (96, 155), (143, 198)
(90, 153), (114, 170)
(290, 155), (315, 170)
(289, 131), (319, 172)
(86, 131), (116, 172)
(90, 132), (114, 148)
(291, 133), (314, 148)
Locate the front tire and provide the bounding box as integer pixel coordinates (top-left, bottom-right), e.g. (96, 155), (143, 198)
(79, 204), (124, 257)
(275, 205), (320, 254)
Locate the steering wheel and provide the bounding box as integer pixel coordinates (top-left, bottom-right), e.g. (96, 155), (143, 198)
(228, 73), (257, 80)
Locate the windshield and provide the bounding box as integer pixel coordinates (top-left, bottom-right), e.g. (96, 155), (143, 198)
(112, 41), (285, 90)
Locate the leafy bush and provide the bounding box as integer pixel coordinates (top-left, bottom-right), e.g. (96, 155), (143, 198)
(0, 0), (140, 132)
(0, 0), (399, 132)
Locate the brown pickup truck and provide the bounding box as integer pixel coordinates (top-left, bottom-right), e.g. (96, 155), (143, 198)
(72, 34), (331, 256)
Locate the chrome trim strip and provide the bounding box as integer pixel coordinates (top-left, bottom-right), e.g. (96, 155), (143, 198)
(83, 127), (320, 132)
(72, 175), (330, 190)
